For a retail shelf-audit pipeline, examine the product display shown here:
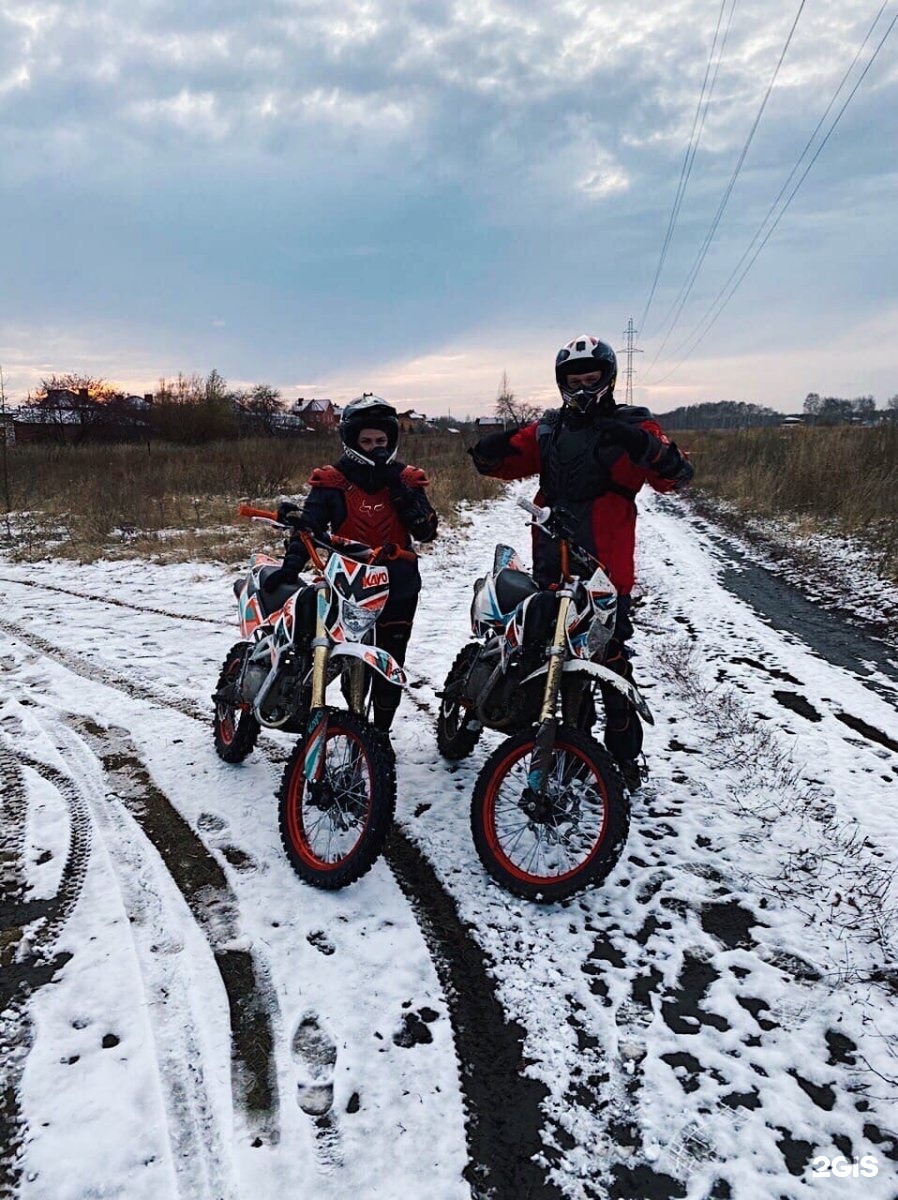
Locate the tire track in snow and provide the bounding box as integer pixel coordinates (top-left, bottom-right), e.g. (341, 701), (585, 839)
(0, 616), (207, 722)
(0, 575), (225, 626)
(3, 610), (565, 1192)
(385, 827), (563, 1200)
(51, 720), (244, 1197)
(69, 717), (281, 1148)
(0, 740), (91, 1197)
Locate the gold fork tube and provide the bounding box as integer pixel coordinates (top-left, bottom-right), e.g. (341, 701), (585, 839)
(539, 595), (571, 723)
(310, 607), (329, 708)
(348, 659), (365, 715)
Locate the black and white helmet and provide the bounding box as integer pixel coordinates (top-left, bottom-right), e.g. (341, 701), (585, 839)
(555, 334), (617, 411)
(339, 394), (400, 467)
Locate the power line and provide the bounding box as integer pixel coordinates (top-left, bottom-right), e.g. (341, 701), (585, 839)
(648, 0), (892, 382)
(638, 0), (737, 337)
(649, 4), (898, 387)
(647, 0), (808, 369)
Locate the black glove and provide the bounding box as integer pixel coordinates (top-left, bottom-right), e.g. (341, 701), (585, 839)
(262, 567), (298, 594)
(379, 462), (405, 492)
(595, 419), (649, 462)
(468, 429), (520, 474)
(277, 500), (313, 531)
(276, 500), (299, 523)
(372, 541), (398, 564)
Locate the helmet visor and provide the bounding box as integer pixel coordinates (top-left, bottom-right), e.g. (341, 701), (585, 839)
(559, 367), (612, 406)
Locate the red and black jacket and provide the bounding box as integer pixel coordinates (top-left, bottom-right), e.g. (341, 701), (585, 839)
(470, 405), (692, 594)
(295, 456), (438, 600)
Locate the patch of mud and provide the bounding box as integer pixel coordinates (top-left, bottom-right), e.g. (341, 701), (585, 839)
(834, 712), (898, 755)
(771, 690), (822, 722)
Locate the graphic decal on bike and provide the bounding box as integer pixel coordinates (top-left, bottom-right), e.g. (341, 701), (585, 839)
(217, 504), (403, 889)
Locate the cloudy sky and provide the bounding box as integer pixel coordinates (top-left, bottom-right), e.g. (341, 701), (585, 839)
(1, 0), (896, 416)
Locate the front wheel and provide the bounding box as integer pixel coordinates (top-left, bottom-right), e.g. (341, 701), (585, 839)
(278, 709), (395, 890)
(213, 642), (261, 763)
(471, 725), (628, 902)
(436, 643), (484, 760)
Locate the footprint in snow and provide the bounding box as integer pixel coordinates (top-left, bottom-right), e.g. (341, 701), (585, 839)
(291, 1012), (338, 1116)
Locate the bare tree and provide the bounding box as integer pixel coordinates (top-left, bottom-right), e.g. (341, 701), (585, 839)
(494, 372), (541, 426)
(236, 384), (284, 436)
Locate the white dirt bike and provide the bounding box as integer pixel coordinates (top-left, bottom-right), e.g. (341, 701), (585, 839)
(213, 504), (409, 889)
(437, 498), (653, 901)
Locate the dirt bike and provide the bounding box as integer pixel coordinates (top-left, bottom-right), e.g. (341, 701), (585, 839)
(437, 498), (654, 901)
(212, 504), (411, 889)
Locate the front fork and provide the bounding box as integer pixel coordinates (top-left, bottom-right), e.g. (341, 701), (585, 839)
(304, 602), (330, 784)
(527, 593), (572, 798)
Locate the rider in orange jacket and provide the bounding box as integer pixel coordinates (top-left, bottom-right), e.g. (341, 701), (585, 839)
(267, 394), (438, 733)
(469, 334), (693, 786)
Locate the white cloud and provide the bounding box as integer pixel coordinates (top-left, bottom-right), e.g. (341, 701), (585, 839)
(0, 0), (894, 410)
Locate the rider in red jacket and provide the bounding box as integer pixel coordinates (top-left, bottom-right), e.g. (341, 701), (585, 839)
(267, 394), (438, 734)
(469, 334), (693, 786)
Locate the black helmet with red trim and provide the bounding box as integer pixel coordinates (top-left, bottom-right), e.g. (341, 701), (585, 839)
(339, 393), (400, 467)
(555, 334), (617, 413)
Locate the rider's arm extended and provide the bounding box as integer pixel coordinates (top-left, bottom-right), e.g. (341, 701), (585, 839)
(598, 411), (693, 493)
(636, 418), (694, 492)
(468, 423), (540, 479)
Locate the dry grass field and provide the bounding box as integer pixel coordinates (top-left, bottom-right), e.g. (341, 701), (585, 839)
(679, 424), (898, 580)
(4, 425), (895, 580)
(0, 433), (503, 563)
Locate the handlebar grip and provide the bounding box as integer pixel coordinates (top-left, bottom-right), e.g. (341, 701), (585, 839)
(238, 504), (278, 520)
(516, 497), (550, 521)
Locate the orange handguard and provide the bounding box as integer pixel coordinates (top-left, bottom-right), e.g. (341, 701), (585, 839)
(237, 504), (278, 520)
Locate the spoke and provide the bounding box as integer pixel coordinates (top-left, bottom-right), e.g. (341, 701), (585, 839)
(488, 741), (610, 879)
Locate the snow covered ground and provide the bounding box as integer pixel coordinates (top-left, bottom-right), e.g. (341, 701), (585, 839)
(1, 486), (897, 1199)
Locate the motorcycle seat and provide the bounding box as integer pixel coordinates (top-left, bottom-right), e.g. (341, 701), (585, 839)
(256, 567), (304, 618)
(495, 567), (539, 613)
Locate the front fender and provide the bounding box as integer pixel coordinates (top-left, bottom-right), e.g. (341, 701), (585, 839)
(520, 659), (654, 725)
(328, 642), (408, 689)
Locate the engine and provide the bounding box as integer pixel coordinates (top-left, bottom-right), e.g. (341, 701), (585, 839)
(464, 642), (543, 731)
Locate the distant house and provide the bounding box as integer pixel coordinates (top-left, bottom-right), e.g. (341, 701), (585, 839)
(289, 397), (338, 430)
(780, 415), (804, 427)
(475, 415), (506, 431)
(3, 391), (152, 444)
(397, 409), (431, 434)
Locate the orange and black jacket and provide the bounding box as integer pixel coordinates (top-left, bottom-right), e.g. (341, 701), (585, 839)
(470, 405), (692, 594)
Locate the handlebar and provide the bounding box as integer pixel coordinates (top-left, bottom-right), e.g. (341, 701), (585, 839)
(236, 505), (416, 567)
(516, 497), (551, 523)
(515, 496), (604, 577)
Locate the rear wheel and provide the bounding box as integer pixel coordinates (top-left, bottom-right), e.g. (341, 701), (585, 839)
(213, 642), (261, 763)
(471, 725), (628, 901)
(278, 709), (395, 890)
(436, 644), (484, 760)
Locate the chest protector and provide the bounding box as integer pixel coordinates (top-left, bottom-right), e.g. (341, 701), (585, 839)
(536, 410), (635, 504)
(311, 466), (411, 549)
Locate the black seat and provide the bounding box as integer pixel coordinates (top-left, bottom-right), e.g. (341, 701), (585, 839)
(256, 567), (305, 618)
(494, 567), (539, 614)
